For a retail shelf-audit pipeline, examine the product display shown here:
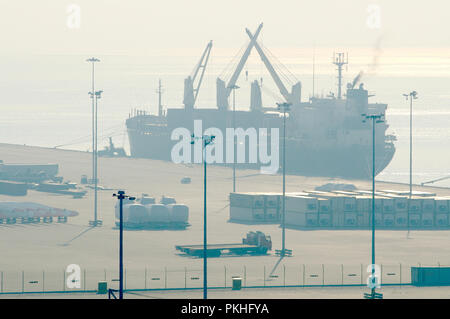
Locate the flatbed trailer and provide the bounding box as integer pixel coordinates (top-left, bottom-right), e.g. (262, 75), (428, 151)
(175, 243), (269, 257)
(175, 231), (272, 257)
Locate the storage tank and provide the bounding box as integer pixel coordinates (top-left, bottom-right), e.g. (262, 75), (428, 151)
(148, 204), (170, 223)
(141, 196), (156, 205)
(167, 204), (189, 223)
(115, 201), (148, 225)
(126, 204), (149, 224)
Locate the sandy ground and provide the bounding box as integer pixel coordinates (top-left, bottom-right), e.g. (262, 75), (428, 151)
(1, 143), (450, 297)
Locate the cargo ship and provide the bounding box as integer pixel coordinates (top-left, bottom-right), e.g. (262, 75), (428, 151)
(126, 23), (395, 179)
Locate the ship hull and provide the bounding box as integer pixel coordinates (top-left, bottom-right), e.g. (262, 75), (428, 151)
(127, 128), (395, 180)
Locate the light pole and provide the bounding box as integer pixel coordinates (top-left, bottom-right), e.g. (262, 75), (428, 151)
(191, 134), (215, 299)
(88, 90), (103, 227)
(277, 102), (291, 257)
(362, 112), (384, 299)
(229, 84), (240, 193)
(113, 190), (135, 299)
(87, 57), (101, 227)
(403, 91), (418, 238)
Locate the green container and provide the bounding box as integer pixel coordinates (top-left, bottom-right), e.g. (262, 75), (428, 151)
(232, 277), (242, 290)
(97, 281), (108, 294)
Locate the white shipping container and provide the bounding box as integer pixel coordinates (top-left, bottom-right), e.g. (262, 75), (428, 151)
(355, 196), (371, 227)
(229, 192), (264, 209)
(265, 208), (279, 221)
(382, 197), (395, 213)
(409, 197), (423, 213)
(264, 193), (280, 209)
(435, 213), (449, 227)
(318, 198), (331, 213)
(252, 208), (265, 220)
(285, 210), (306, 227)
(229, 206), (253, 222)
(286, 211), (318, 227)
(285, 196), (318, 213)
(422, 212), (434, 227)
(422, 198), (435, 214)
(318, 213), (332, 227)
(344, 212), (357, 226)
(375, 212), (383, 226)
(435, 197), (449, 214)
(409, 213), (421, 227)
(383, 213), (395, 227)
(394, 212), (407, 227)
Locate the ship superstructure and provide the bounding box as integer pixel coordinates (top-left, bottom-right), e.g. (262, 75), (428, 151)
(126, 23), (395, 179)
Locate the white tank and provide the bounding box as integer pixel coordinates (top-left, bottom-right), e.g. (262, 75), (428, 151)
(147, 204), (170, 223)
(126, 204), (149, 224)
(115, 203), (148, 224)
(141, 196), (155, 205)
(167, 204), (189, 223)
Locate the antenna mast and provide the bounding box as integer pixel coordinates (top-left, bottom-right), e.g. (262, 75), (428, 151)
(157, 79), (164, 116)
(312, 45), (316, 98)
(332, 52), (348, 99)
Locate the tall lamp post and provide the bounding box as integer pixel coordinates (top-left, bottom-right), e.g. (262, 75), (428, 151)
(277, 102), (291, 257)
(229, 85), (240, 193)
(87, 57), (102, 227)
(362, 113), (384, 299)
(88, 89), (103, 227)
(403, 91), (418, 238)
(191, 134), (215, 299)
(113, 190), (135, 299)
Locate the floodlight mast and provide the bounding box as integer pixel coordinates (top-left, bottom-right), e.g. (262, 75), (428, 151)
(403, 91), (418, 239)
(113, 190), (135, 299)
(277, 102), (291, 256)
(361, 112), (384, 299)
(228, 84), (240, 192)
(191, 134), (215, 299)
(86, 57), (101, 227)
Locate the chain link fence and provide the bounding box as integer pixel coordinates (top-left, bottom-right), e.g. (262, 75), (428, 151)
(0, 263), (415, 294)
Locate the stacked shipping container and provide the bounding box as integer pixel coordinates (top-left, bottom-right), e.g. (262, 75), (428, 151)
(229, 190), (450, 229)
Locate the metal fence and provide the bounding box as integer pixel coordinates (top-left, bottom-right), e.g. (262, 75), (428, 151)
(0, 263), (416, 294)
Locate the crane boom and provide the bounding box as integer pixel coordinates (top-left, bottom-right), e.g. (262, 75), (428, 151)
(184, 41), (213, 110)
(216, 23), (263, 110)
(193, 40), (213, 104)
(245, 28), (291, 103)
(226, 23), (263, 95)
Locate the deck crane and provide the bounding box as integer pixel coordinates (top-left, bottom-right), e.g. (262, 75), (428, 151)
(183, 40), (213, 110)
(216, 23), (263, 110)
(245, 28), (301, 106)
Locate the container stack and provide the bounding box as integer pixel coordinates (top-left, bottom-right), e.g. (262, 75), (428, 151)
(285, 195), (318, 228)
(434, 197), (449, 227)
(228, 190), (450, 229)
(229, 192), (278, 223)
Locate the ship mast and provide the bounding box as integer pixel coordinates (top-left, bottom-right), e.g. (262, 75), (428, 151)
(332, 52), (348, 99)
(157, 79), (163, 116)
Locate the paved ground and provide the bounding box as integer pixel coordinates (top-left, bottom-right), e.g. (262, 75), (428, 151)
(2, 285), (450, 299)
(1, 143), (450, 297)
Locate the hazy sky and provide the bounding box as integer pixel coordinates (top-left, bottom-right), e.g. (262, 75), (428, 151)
(1, 0), (449, 56)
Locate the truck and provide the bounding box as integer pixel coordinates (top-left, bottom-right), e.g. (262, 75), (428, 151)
(175, 231), (272, 257)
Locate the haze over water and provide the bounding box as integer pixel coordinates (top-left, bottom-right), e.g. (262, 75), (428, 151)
(1, 0), (449, 186)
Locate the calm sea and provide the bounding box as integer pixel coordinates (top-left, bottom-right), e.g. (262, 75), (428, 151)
(0, 50), (449, 187)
